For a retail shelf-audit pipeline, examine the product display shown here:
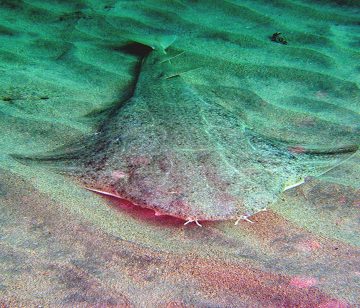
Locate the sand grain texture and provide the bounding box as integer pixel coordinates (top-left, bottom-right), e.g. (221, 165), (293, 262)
(0, 0), (359, 306)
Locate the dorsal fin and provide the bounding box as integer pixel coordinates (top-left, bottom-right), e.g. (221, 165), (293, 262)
(123, 34), (177, 53)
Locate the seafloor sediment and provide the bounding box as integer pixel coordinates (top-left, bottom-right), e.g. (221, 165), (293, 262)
(0, 0), (359, 306)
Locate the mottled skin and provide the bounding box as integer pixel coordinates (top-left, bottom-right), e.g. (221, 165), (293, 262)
(16, 43), (357, 222)
(75, 46), (286, 220)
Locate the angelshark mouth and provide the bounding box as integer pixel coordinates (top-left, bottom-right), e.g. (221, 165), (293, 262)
(84, 186), (204, 227)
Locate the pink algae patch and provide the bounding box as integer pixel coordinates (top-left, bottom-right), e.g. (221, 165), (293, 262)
(289, 276), (317, 288)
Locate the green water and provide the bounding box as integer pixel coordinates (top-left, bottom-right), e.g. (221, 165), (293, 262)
(0, 1), (359, 306)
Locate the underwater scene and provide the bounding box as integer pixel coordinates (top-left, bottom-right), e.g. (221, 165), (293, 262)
(0, 0), (359, 306)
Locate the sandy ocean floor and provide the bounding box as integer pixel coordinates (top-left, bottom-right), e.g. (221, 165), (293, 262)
(0, 0), (359, 306)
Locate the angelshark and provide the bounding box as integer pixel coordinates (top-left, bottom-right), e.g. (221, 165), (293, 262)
(13, 37), (358, 224)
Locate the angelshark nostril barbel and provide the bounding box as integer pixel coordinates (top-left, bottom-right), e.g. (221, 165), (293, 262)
(13, 37), (359, 222)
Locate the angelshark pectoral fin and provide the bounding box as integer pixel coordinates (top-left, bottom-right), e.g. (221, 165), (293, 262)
(10, 35), (178, 170)
(282, 146), (358, 192)
(10, 133), (100, 172)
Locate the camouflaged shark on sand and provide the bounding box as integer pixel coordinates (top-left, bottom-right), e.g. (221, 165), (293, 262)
(12, 36), (359, 226)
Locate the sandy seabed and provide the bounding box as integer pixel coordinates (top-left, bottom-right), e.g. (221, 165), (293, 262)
(0, 0), (359, 306)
